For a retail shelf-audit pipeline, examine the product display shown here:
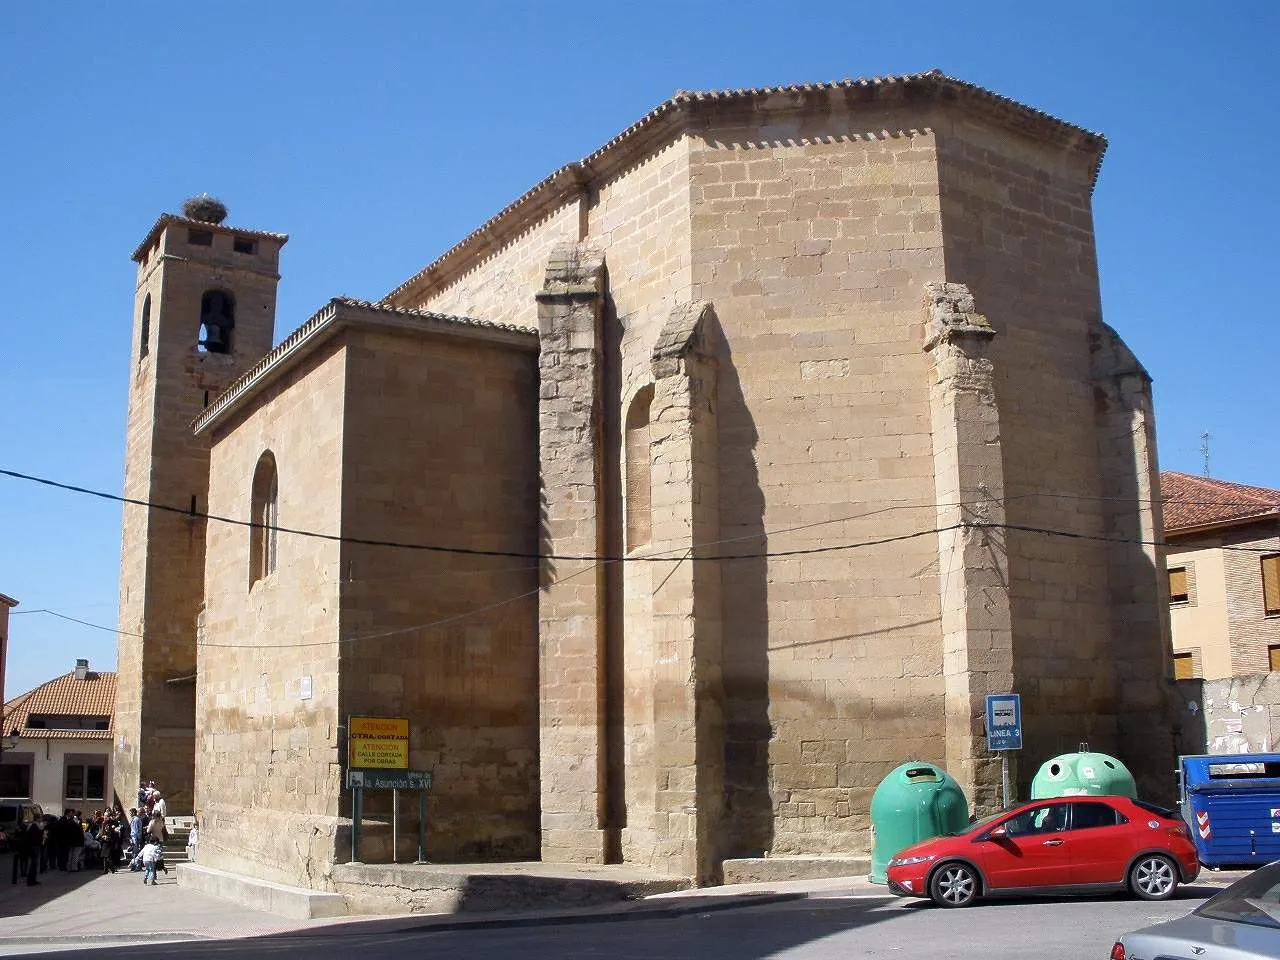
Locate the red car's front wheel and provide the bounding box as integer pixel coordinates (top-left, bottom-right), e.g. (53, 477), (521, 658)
(929, 862), (980, 908)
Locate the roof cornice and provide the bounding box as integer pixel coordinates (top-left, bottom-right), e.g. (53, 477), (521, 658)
(131, 214), (289, 263)
(1166, 508), (1280, 540)
(0, 593), (17, 608)
(383, 70), (1107, 308)
(193, 298), (538, 436)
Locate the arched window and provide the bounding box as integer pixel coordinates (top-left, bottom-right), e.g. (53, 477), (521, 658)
(249, 452), (278, 587)
(139, 294), (151, 360)
(198, 289), (235, 354)
(625, 386), (653, 550)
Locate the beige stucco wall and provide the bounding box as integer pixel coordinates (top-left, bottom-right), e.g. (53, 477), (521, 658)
(1168, 545), (1232, 679)
(199, 342), (347, 888)
(2, 738), (111, 816)
(1168, 520), (1280, 679)
(337, 325), (541, 863)
(687, 106), (948, 858)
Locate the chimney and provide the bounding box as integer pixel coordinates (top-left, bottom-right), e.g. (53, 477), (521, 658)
(74, 659), (89, 681)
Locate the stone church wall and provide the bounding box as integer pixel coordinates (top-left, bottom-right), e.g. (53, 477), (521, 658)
(587, 136), (694, 868)
(405, 202), (581, 328)
(686, 106), (950, 858)
(934, 115), (1171, 799)
(199, 342), (348, 888)
(338, 326), (541, 862)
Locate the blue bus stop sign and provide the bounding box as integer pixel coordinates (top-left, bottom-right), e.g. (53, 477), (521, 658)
(985, 694), (1022, 751)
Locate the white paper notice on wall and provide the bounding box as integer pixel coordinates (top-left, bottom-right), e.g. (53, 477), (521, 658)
(1225, 719), (1244, 734)
(300, 676), (313, 701)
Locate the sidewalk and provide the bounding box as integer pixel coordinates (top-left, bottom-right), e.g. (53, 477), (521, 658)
(0, 855), (314, 945)
(0, 851), (1254, 951)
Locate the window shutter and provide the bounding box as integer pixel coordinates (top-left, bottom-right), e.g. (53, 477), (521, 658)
(1263, 555), (1280, 615)
(1269, 645), (1280, 672)
(1173, 653), (1194, 680)
(1169, 567), (1189, 603)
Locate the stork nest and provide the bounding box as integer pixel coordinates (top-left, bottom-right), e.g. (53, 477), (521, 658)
(182, 195), (228, 224)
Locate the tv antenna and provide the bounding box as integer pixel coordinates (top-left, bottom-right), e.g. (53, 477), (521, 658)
(1199, 432), (1212, 478)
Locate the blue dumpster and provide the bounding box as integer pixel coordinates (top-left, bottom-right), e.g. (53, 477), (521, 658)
(1180, 753), (1280, 868)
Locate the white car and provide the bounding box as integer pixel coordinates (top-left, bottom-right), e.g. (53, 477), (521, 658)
(1112, 859), (1280, 959)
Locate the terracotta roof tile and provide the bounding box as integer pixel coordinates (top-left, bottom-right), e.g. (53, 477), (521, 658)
(2, 669), (116, 739)
(1162, 471), (1280, 534)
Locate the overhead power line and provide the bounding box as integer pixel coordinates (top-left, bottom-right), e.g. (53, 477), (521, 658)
(4, 466), (1278, 567)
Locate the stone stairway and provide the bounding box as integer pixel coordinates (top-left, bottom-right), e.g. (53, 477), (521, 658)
(163, 817), (194, 866)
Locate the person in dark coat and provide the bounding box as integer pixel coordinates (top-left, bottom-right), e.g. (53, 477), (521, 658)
(24, 821), (41, 885)
(10, 819), (30, 884)
(99, 819), (120, 874)
(51, 814), (70, 871)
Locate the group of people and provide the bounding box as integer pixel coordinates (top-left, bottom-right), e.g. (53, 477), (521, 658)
(9, 781), (174, 887)
(10, 808), (124, 885)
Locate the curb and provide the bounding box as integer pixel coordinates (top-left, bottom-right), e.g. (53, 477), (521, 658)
(0, 933), (213, 946)
(0, 892), (809, 946)
(260, 891), (811, 939)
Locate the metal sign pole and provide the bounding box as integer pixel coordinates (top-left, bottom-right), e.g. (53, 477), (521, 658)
(1002, 753), (1011, 809)
(351, 784), (363, 864)
(392, 788), (399, 864)
(417, 789), (426, 864)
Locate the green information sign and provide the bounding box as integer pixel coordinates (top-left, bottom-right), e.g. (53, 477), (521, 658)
(348, 768), (433, 791)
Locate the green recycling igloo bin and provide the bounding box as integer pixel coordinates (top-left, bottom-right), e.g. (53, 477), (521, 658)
(1030, 750), (1137, 799)
(869, 762), (970, 884)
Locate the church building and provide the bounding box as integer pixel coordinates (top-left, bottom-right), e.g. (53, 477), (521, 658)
(114, 71), (1173, 892)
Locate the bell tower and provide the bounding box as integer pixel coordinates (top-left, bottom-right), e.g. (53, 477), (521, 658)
(114, 197), (286, 813)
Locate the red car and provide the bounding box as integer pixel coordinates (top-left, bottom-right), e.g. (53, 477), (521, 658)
(885, 795), (1199, 908)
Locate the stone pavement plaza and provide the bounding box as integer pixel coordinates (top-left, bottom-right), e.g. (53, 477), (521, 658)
(0, 866), (1260, 960)
(0, 852), (1253, 957)
(0, 853), (823, 951)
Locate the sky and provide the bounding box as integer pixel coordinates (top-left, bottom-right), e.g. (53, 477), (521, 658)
(1, 1), (1277, 700)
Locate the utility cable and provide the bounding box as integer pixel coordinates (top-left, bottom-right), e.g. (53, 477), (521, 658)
(4, 466), (1277, 565)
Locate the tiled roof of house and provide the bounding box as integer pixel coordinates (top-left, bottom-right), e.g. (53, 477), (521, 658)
(1162, 471), (1280, 535)
(384, 70), (1107, 308)
(2, 669), (116, 740)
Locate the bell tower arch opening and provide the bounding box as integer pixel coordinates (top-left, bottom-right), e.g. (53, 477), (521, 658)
(198, 290), (235, 354)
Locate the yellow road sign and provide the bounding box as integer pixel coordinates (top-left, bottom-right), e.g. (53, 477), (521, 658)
(348, 716), (409, 770)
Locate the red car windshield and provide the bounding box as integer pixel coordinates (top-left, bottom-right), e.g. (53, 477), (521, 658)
(945, 809), (1017, 835)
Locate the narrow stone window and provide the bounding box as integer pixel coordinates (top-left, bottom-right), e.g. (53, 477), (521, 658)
(233, 235), (257, 255)
(188, 229), (213, 246)
(249, 452), (279, 588)
(139, 293), (151, 360)
(625, 386), (653, 551)
(198, 289), (235, 354)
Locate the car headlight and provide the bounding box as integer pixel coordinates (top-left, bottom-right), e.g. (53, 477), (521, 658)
(888, 854), (937, 867)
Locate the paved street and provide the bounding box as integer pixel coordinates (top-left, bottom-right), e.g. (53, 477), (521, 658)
(0, 860), (1243, 960)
